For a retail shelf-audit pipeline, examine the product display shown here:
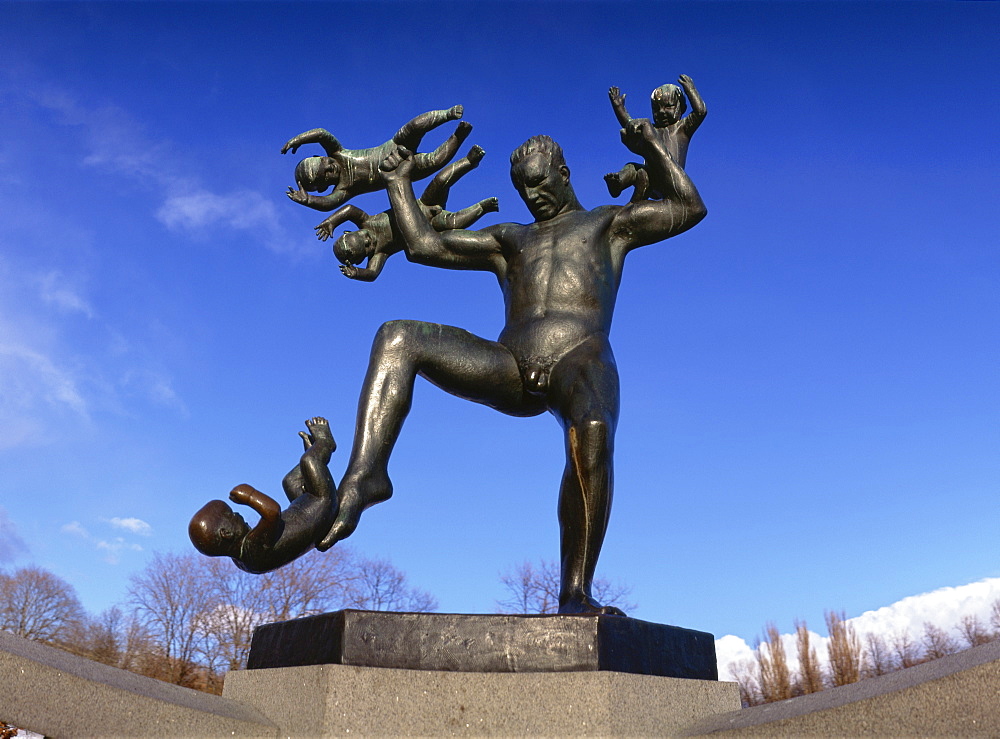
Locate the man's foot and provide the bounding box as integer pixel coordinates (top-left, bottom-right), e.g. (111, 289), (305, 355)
(559, 594), (627, 617)
(604, 172), (625, 198)
(481, 196), (499, 213)
(467, 144), (486, 165)
(316, 471), (392, 551)
(448, 104), (464, 120)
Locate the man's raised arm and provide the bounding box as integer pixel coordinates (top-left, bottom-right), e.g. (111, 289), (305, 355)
(613, 120), (707, 251)
(381, 147), (504, 273)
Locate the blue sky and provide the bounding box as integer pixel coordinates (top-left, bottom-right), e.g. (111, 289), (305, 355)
(0, 1), (997, 646)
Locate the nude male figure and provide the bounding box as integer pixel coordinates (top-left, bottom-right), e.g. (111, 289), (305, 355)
(318, 120), (706, 615)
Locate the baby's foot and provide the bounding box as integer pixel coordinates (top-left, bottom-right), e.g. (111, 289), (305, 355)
(305, 417), (335, 452)
(455, 120), (473, 139)
(448, 104), (464, 120)
(467, 144), (486, 165)
(604, 172), (625, 198)
(482, 196), (499, 213)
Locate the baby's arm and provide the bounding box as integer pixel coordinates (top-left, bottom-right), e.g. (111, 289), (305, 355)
(608, 86), (633, 128)
(281, 129), (343, 157)
(287, 187), (349, 212)
(315, 204), (370, 241)
(341, 252), (388, 282)
(678, 75), (707, 133)
(230, 484), (282, 546)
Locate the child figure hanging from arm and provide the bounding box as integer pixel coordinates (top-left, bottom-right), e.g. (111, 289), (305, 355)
(313, 144), (499, 282)
(604, 74), (706, 201)
(188, 417), (339, 574)
(283, 105), (472, 212)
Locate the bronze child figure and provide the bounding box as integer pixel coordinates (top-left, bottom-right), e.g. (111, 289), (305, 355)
(314, 145), (499, 282)
(188, 417), (337, 574)
(605, 75), (706, 201)
(283, 105), (471, 211)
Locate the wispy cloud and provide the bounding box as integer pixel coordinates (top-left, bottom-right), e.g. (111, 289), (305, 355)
(37, 271), (95, 318)
(108, 517), (152, 536)
(61, 519), (145, 564)
(26, 83), (293, 254)
(0, 507), (28, 562)
(716, 577), (1000, 682)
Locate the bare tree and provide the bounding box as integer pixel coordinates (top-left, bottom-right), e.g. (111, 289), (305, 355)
(495, 560), (635, 614)
(825, 610), (861, 686)
(756, 623), (792, 702)
(890, 628), (921, 669)
(0, 566), (84, 643)
(922, 621), (958, 661)
(127, 551), (214, 687)
(863, 631), (895, 677)
(958, 614), (992, 648)
(343, 556), (438, 612)
(728, 657), (762, 707)
(794, 619), (823, 694)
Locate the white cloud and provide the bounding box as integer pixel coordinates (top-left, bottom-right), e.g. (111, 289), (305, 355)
(108, 517), (152, 536)
(716, 577), (1000, 682)
(157, 189), (289, 253)
(61, 519), (145, 564)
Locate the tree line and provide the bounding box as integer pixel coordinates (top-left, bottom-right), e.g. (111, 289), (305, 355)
(730, 604), (1000, 706)
(1, 554), (635, 696)
(0, 548), (436, 694)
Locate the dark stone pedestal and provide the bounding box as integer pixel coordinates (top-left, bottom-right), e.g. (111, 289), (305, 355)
(246, 610), (718, 680)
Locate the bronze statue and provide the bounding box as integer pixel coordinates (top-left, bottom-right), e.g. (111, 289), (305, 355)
(605, 75), (706, 201)
(315, 145), (499, 282)
(282, 106), (471, 211)
(189, 418), (338, 574)
(316, 102), (707, 615)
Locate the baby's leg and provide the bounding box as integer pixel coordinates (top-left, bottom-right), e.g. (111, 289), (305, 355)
(604, 162), (640, 198)
(299, 417), (337, 502)
(420, 144), (485, 208)
(392, 105), (464, 150)
(628, 166), (650, 202)
(433, 197), (499, 230)
(411, 121), (472, 178)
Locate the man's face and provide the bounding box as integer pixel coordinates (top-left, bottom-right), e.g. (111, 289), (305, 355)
(512, 152), (571, 222)
(651, 89), (684, 127)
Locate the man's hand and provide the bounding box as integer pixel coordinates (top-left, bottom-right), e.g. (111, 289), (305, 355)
(380, 145), (414, 182)
(620, 118), (656, 156)
(287, 186), (309, 205)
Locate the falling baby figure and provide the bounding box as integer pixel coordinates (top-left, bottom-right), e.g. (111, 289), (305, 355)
(188, 417), (338, 574)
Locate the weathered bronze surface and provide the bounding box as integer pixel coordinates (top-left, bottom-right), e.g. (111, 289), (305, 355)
(309, 88), (706, 616)
(246, 610), (718, 680)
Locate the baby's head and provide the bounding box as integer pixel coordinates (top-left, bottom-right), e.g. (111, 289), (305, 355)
(651, 84), (686, 126)
(333, 230), (373, 265)
(189, 500), (249, 557)
(294, 156), (340, 193)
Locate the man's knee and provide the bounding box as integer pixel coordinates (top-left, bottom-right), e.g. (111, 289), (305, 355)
(568, 416), (614, 469)
(373, 320), (418, 350)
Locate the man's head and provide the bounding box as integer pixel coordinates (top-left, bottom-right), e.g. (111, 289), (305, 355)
(294, 156), (340, 193)
(333, 229), (373, 265)
(510, 135), (576, 222)
(651, 84), (686, 126)
(188, 500), (248, 557)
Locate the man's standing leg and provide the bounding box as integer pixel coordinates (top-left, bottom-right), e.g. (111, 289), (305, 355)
(547, 335), (625, 615)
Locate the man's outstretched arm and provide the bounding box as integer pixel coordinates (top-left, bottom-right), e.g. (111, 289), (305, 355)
(382, 147), (504, 273)
(613, 120), (707, 251)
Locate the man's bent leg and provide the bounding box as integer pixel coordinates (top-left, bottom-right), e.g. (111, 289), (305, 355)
(319, 320), (527, 550)
(547, 335), (623, 615)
